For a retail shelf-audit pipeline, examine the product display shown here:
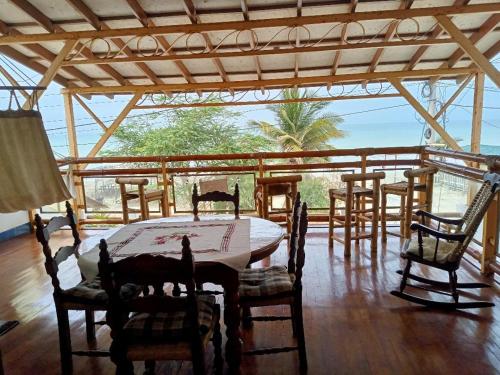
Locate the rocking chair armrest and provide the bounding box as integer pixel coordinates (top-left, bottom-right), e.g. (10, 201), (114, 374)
(415, 210), (463, 225)
(409, 223), (467, 242)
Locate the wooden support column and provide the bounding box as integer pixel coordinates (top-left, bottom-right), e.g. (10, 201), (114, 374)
(85, 92), (143, 161)
(481, 192), (499, 275)
(23, 40), (78, 109)
(471, 72), (484, 154)
(436, 15), (500, 88)
(63, 92), (84, 226)
(390, 78), (462, 151)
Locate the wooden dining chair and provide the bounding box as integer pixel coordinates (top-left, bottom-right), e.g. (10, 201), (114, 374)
(391, 173), (499, 309)
(192, 182), (239, 221)
(238, 193), (308, 370)
(98, 236), (222, 375)
(35, 201), (139, 374)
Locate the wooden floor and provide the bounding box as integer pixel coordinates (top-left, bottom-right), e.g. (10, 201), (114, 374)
(0, 227), (498, 375)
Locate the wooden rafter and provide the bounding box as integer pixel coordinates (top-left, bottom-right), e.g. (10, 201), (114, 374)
(182, 0), (230, 85)
(240, 0), (264, 86)
(85, 92), (143, 160)
(433, 74), (473, 120)
(404, 0), (469, 71)
(125, 0), (197, 86)
(134, 93), (401, 110)
(330, 0), (357, 78)
(62, 67), (476, 95)
(367, 0), (414, 73)
(436, 15), (500, 87)
(73, 94), (107, 131)
(65, 0), (162, 85)
(1, 2), (497, 45)
(9, 0), (129, 87)
(22, 40), (78, 109)
(390, 78), (462, 151)
(294, 0), (303, 82)
(0, 64), (30, 100)
(60, 37), (457, 66)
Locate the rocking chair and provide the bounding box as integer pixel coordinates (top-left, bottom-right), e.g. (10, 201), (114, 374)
(391, 172), (499, 309)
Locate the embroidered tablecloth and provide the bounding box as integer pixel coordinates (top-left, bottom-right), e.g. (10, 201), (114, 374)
(78, 219), (251, 282)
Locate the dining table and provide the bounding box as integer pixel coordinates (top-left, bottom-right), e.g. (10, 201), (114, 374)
(77, 215), (285, 372)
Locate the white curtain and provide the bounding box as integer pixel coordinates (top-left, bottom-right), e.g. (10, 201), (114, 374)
(0, 110), (72, 212)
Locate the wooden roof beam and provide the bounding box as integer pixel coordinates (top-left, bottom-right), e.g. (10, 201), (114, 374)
(66, 0), (162, 85)
(390, 78), (462, 151)
(294, 0), (303, 83)
(241, 0), (264, 91)
(0, 64), (30, 100)
(9, 0), (130, 88)
(124, 0), (197, 87)
(436, 15), (500, 87)
(404, 0), (469, 71)
(61, 67), (477, 95)
(367, 0), (414, 74)
(4, 2), (497, 45)
(330, 0), (357, 80)
(182, 0), (231, 87)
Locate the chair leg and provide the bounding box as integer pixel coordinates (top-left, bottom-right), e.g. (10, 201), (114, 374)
(285, 193), (292, 234)
(328, 196), (335, 249)
(55, 306), (73, 375)
(110, 341), (134, 375)
(290, 303), (297, 337)
(213, 306), (223, 375)
(294, 299), (307, 370)
(400, 260), (412, 293)
(449, 271), (459, 303)
(144, 360), (155, 375)
(85, 309), (96, 343)
(344, 197), (352, 258)
(381, 191), (387, 243)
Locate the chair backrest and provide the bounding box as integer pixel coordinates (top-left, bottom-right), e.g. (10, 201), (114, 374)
(451, 173), (500, 261)
(192, 182), (240, 221)
(35, 201), (81, 292)
(98, 236), (202, 341)
(287, 192), (308, 289)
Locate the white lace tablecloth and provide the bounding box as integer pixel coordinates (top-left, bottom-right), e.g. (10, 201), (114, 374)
(78, 219), (252, 282)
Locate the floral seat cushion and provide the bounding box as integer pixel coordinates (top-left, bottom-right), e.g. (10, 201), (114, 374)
(62, 276), (140, 304)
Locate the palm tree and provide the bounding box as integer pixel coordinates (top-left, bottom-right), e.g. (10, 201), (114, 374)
(250, 88), (345, 162)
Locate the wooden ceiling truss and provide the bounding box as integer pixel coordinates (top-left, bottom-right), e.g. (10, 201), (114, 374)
(0, 0), (498, 156)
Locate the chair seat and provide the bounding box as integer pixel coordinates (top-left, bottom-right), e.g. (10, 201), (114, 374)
(239, 266), (295, 297)
(329, 185), (373, 198)
(122, 295), (216, 342)
(403, 237), (459, 264)
(381, 181), (426, 193)
(62, 277), (140, 304)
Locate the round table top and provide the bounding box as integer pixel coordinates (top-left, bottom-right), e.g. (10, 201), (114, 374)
(79, 215), (285, 264)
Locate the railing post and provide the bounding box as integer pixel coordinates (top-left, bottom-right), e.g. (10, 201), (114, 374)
(258, 157), (264, 178)
(418, 148), (429, 209)
(161, 159), (171, 217)
(360, 154), (367, 231)
(481, 191), (499, 275)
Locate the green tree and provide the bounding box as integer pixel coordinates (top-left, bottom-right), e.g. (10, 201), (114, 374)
(249, 88), (345, 162)
(103, 106), (271, 166)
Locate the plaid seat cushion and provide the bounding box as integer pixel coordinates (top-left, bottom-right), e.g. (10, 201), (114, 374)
(123, 295), (216, 342)
(63, 277), (140, 304)
(239, 266), (295, 298)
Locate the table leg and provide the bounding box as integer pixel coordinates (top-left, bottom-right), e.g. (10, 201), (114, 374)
(224, 284), (242, 373)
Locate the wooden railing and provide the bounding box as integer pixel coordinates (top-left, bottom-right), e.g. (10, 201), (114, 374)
(56, 145), (499, 275)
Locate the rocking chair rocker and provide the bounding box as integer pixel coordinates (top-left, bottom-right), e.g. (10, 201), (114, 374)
(391, 172), (499, 309)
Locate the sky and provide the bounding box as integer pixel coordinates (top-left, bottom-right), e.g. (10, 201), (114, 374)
(1, 56), (499, 157)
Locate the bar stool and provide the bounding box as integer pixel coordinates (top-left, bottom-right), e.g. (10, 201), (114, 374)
(328, 172), (385, 257)
(115, 177), (168, 224)
(380, 166), (437, 241)
(255, 175), (302, 233)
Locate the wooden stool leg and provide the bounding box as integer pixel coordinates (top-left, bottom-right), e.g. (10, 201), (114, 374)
(371, 179), (381, 253)
(119, 184), (129, 224)
(262, 185), (269, 219)
(344, 183), (353, 257)
(381, 190), (387, 243)
(399, 195), (406, 238)
(404, 180), (415, 240)
(355, 195), (361, 245)
(160, 191), (168, 218)
(328, 195), (335, 249)
(138, 185), (148, 221)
